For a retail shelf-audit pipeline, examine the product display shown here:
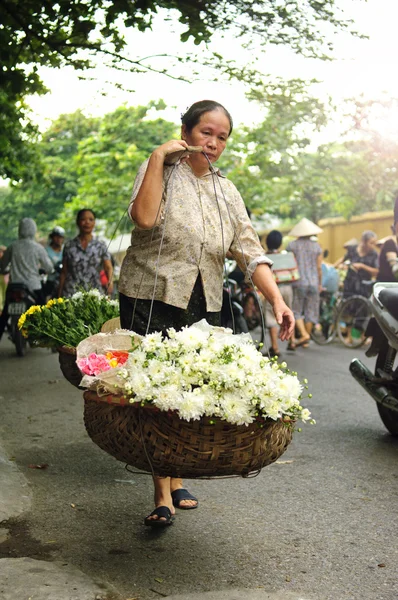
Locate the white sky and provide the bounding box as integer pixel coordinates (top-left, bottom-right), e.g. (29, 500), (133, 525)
(27, 0), (398, 138)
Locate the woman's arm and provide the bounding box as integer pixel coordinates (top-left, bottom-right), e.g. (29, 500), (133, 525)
(333, 255), (345, 268)
(352, 262), (379, 277)
(130, 140), (189, 229)
(103, 258), (113, 296)
(251, 264), (295, 341)
(57, 263), (67, 297)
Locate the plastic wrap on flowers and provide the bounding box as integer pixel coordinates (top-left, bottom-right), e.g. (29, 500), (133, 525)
(77, 320), (312, 478)
(76, 330), (142, 395)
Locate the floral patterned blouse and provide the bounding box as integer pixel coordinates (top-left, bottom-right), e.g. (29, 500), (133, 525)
(287, 238), (322, 289)
(62, 236), (111, 297)
(118, 159), (271, 311)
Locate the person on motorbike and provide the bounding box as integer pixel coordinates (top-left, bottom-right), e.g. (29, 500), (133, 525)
(43, 226), (65, 300)
(0, 218), (53, 342)
(377, 198), (398, 282)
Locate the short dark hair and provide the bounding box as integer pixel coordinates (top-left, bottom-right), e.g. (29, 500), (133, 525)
(76, 209), (96, 225)
(266, 230), (283, 251)
(181, 100), (233, 136)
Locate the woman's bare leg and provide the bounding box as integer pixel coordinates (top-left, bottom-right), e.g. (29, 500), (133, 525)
(146, 477), (197, 521)
(146, 476), (174, 522)
(269, 326), (279, 354)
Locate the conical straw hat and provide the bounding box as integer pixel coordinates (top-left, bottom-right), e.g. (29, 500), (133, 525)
(289, 218), (323, 238)
(343, 237), (358, 248)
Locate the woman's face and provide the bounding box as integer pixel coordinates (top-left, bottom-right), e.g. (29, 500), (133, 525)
(182, 109), (230, 166)
(78, 211), (95, 234)
(364, 236), (377, 252)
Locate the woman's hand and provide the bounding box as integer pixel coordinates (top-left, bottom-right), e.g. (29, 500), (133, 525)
(153, 140), (190, 162)
(272, 299), (295, 341)
(352, 262), (364, 271)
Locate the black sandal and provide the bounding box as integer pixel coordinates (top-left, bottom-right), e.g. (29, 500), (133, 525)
(144, 506), (174, 527)
(171, 488), (198, 510)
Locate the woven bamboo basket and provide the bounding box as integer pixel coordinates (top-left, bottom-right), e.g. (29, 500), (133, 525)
(83, 390), (293, 478)
(57, 346), (82, 388)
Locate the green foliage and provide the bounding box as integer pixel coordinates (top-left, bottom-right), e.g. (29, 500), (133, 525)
(0, 102), (177, 241)
(1, 0), (362, 182)
(63, 102), (177, 232)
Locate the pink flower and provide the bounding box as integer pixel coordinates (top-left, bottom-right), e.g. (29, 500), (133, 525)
(77, 353), (111, 376)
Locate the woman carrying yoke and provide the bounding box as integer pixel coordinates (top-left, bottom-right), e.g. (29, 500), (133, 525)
(118, 100), (295, 527)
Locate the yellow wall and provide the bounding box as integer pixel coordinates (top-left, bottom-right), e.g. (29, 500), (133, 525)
(259, 210), (394, 263)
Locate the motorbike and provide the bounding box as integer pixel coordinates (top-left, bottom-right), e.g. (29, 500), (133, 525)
(221, 259), (265, 344)
(349, 282), (398, 436)
(6, 283), (38, 356)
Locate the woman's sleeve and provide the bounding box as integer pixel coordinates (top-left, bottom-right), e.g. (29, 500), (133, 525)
(100, 241), (111, 262)
(228, 186), (272, 281)
(128, 159), (167, 226)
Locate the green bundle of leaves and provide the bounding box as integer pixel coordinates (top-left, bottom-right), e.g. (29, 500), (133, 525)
(18, 289), (120, 349)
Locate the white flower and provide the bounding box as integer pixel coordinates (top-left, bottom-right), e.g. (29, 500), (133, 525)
(177, 390), (206, 421)
(174, 325), (209, 349)
(88, 289), (101, 298)
(71, 291), (83, 300)
(300, 408), (311, 422)
(141, 331), (163, 352)
(87, 319), (312, 427)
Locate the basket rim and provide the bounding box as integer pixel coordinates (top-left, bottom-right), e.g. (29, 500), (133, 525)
(82, 390), (295, 425)
(57, 345), (76, 355)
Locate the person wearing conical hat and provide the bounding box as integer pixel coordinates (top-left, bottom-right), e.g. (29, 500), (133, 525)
(377, 196), (398, 282)
(287, 218), (323, 347)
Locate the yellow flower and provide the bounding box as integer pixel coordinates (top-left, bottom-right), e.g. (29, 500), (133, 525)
(46, 299), (56, 308)
(108, 358), (118, 368)
(26, 305), (41, 316)
(21, 328), (29, 338)
(57, 298), (64, 303)
(18, 313), (27, 329)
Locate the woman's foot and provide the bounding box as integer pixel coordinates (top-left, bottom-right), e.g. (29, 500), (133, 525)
(144, 506), (174, 527)
(145, 477), (175, 524)
(268, 347), (280, 358)
(170, 479), (198, 509)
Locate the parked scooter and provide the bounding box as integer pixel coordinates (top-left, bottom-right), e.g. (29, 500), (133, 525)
(349, 282), (398, 436)
(6, 283), (38, 356)
(221, 259), (249, 334)
(221, 259), (265, 344)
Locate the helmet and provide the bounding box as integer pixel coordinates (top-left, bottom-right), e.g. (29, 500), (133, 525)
(50, 226), (65, 237)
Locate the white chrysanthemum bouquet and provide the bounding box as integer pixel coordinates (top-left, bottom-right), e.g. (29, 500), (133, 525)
(77, 320), (314, 428)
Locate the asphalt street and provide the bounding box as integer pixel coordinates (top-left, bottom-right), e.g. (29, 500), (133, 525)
(0, 335), (397, 600)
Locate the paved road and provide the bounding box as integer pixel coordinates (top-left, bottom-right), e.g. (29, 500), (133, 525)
(0, 336), (397, 600)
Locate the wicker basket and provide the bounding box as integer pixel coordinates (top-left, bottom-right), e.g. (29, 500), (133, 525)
(83, 391), (293, 478)
(57, 346), (82, 388)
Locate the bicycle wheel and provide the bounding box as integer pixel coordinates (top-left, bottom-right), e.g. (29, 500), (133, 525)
(311, 294), (337, 345)
(336, 295), (372, 348)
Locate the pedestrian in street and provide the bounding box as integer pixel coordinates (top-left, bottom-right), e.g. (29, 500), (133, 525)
(58, 209), (113, 298)
(287, 218), (323, 347)
(377, 196), (398, 282)
(0, 245), (8, 314)
(263, 229), (295, 356)
(0, 218), (53, 342)
(118, 99), (295, 527)
(43, 225), (65, 300)
(337, 230), (378, 298)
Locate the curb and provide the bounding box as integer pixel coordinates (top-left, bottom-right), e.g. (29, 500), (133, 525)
(0, 443), (31, 523)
